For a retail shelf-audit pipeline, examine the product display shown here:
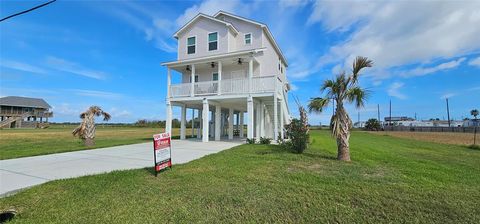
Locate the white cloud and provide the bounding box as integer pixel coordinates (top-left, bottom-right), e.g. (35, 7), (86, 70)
(279, 0), (310, 9)
(46, 56), (107, 80)
(387, 82), (407, 99)
(0, 60), (47, 74)
(469, 56), (480, 67)
(440, 92), (456, 99)
(311, 1), (480, 79)
(290, 83), (299, 91)
(53, 103), (82, 116)
(401, 57), (466, 77)
(175, 0), (250, 27)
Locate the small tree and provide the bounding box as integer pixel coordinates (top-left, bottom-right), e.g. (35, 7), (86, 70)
(364, 118), (381, 131)
(284, 98), (310, 153)
(72, 106), (111, 146)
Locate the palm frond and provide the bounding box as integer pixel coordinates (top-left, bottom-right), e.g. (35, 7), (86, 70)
(351, 56), (373, 83)
(102, 112), (111, 121)
(308, 97), (330, 113)
(346, 86), (370, 108)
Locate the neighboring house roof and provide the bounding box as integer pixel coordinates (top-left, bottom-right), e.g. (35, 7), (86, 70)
(173, 13), (239, 38)
(214, 11), (288, 66)
(0, 96), (51, 109)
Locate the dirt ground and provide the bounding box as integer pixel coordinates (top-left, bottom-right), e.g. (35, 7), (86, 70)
(368, 131), (478, 146)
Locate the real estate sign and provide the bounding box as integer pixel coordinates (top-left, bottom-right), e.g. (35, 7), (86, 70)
(153, 132), (172, 176)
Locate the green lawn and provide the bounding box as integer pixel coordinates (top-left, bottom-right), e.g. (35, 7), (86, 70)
(1, 130), (479, 223)
(0, 126), (189, 160)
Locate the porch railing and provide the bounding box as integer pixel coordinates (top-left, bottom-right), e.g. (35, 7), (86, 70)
(169, 75), (284, 98)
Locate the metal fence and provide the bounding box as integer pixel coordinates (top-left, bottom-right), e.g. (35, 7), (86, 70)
(383, 126), (478, 133)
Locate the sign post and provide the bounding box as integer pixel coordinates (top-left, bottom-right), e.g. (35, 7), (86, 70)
(153, 132), (172, 176)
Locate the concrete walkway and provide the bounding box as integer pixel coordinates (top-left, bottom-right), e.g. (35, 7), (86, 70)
(0, 139), (241, 197)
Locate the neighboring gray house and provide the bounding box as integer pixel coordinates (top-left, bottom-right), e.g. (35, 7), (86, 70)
(0, 96), (53, 128)
(162, 11), (291, 142)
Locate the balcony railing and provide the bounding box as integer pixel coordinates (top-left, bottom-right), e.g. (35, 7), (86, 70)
(169, 75), (283, 98)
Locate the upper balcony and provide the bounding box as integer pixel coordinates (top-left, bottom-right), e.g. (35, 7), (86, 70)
(169, 75), (283, 98)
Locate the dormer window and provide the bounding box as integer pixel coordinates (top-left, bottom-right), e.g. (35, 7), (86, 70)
(244, 33), (251, 45)
(187, 36), (196, 54)
(208, 32), (218, 51)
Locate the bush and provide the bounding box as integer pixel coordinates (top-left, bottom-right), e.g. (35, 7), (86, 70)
(246, 138), (256, 144)
(284, 118), (309, 153)
(365, 118), (381, 131)
(259, 137), (272, 145)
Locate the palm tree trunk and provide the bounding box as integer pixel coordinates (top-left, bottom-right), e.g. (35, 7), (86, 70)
(336, 105), (351, 161)
(84, 115), (96, 147)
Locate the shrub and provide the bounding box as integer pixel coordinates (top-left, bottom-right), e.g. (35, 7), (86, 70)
(259, 137), (272, 144)
(365, 118), (381, 131)
(246, 138), (256, 144)
(284, 118), (309, 153)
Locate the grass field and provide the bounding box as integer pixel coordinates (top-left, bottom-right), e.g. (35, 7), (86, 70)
(369, 131), (477, 145)
(1, 130), (479, 223)
(0, 126), (192, 160)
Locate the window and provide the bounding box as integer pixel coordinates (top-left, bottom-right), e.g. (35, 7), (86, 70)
(212, 73), (218, 81)
(244, 33), (251, 45)
(208, 32), (218, 51)
(187, 36), (196, 54)
(194, 75), (199, 82)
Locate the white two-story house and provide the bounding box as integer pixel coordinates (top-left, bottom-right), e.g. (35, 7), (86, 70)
(162, 11), (291, 142)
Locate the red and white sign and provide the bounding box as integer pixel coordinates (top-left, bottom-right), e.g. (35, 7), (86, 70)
(153, 132), (172, 173)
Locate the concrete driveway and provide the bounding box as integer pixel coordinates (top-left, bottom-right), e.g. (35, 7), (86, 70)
(0, 139), (241, 197)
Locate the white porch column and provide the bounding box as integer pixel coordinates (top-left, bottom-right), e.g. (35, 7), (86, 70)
(197, 109), (202, 139)
(280, 99), (284, 140)
(248, 57), (253, 93)
(255, 101), (261, 139)
(239, 112), (244, 138)
(247, 96), (254, 139)
(260, 103), (265, 138)
(273, 96), (278, 141)
(191, 109), (195, 137)
(167, 67), (171, 98)
(228, 108), (234, 140)
(180, 105), (186, 140)
(190, 64), (195, 97)
(217, 61), (222, 95)
(166, 100), (172, 134)
(202, 98), (209, 142)
(215, 105), (221, 141)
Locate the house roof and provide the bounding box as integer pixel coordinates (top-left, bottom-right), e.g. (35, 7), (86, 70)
(214, 11), (288, 66)
(173, 13), (239, 38)
(0, 96), (51, 109)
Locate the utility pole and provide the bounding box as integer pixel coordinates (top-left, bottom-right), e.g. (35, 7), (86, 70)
(446, 98), (451, 127)
(415, 112), (417, 120)
(358, 111), (360, 124)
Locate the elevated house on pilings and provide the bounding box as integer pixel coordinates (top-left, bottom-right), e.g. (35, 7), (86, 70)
(0, 96), (53, 129)
(162, 11), (291, 142)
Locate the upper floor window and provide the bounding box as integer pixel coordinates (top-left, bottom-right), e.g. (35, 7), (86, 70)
(212, 73), (218, 81)
(244, 33), (251, 45)
(187, 36), (196, 54)
(208, 32), (218, 51)
(194, 75), (199, 82)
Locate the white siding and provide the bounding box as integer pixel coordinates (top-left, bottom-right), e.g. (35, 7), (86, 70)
(177, 18), (230, 60)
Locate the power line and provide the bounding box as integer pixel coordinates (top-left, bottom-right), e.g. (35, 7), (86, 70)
(0, 0), (57, 23)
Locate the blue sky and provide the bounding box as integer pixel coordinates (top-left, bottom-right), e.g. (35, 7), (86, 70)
(1, 0), (479, 124)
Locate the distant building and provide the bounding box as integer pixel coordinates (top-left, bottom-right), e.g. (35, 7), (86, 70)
(0, 96), (53, 128)
(384, 116), (415, 122)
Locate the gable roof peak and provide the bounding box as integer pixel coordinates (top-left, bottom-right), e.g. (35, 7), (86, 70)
(173, 13), (239, 39)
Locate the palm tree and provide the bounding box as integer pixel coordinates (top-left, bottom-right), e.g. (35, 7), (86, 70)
(73, 106), (111, 146)
(308, 56), (372, 161)
(471, 109), (479, 119)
